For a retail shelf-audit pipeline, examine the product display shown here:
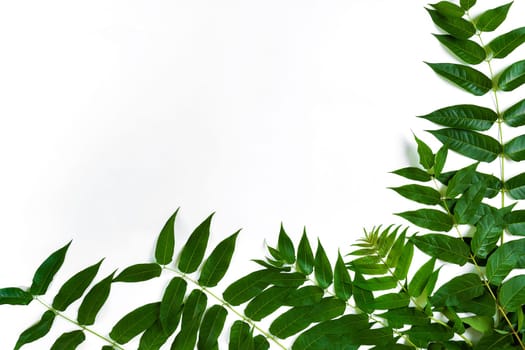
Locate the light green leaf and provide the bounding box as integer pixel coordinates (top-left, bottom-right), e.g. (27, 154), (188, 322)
(353, 275), (397, 291)
(430, 273), (484, 307)
(372, 292), (410, 309)
(506, 172), (525, 199)
(423, 268), (441, 297)
(197, 305), (227, 350)
(390, 184), (441, 205)
(503, 98), (525, 127)
(499, 60), (525, 91)
(391, 167), (431, 182)
(410, 234), (470, 265)
(278, 224), (295, 264)
(0, 287), (33, 306)
(419, 104), (497, 131)
(172, 289), (207, 350)
(52, 259), (103, 311)
(77, 271), (115, 325)
(499, 275), (525, 311)
(462, 315), (493, 334)
(475, 2), (513, 32)
(199, 230), (239, 287)
(396, 209), (453, 232)
(160, 277), (186, 333)
(426, 9), (475, 39)
(488, 27), (525, 59)
(296, 229), (314, 275)
(178, 213), (214, 273)
(50, 330), (85, 350)
(378, 307), (430, 328)
(428, 128), (500, 162)
(155, 208), (179, 265)
(285, 286), (324, 306)
(244, 286), (295, 321)
(109, 302), (160, 344)
(386, 228), (407, 268)
(505, 134), (525, 161)
(434, 146), (448, 178)
(334, 252), (352, 301)
(14, 310), (55, 350)
(394, 242), (413, 280)
(506, 210), (525, 235)
(352, 282), (375, 313)
(425, 62), (492, 96)
(486, 238), (525, 285)
(408, 258), (436, 297)
(460, 0), (476, 10)
(113, 263), (161, 283)
(414, 135), (434, 170)
(314, 240), (332, 289)
(433, 35), (486, 64)
(30, 241), (71, 295)
(455, 290), (496, 316)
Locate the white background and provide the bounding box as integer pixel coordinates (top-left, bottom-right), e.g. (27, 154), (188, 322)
(1, 0), (524, 349)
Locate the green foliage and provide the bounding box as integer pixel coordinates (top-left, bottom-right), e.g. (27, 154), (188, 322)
(3, 1), (525, 349)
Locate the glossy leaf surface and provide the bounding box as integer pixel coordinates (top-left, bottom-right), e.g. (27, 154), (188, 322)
(475, 2), (513, 32)
(428, 128), (500, 162)
(296, 229), (314, 274)
(0, 287), (33, 305)
(419, 104), (497, 131)
(30, 241), (71, 295)
(334, 252), (352, 301)
(505, 172), (525, 199)
(178, 213), (214, 273)
(505, 210), (525, 235)
(498, 59), (525, 91)
(390, 184), (441, 205)
(160, 277), (186, 333)
(487, 27), (525, 59)
(415, 135), (434, 170)
(426, 63), (492, 95)
(430, 273), (484, 307)
(172, 290), (207, 350)
(244, 286), (295, 321)
(155, 209), (178, 265)
(77, 271), (115, 325)
(503, 98), (525, 127)
(110, 302), (160, 344)
(486, 238), (525, 285)
(433, 35), (486, 64)
(411, 234), (470, 265)
(199, 230), (239, 287)
(505, 134), (525, 161)
(408, 257), (436, 297)
(391, 167), (431, 182)
(396, 209), (453, 232)
(14, 310), (55, 350)
(314, 240), (332, 289)
(113, 263), (161, 283)
(426, 9), (475, 39)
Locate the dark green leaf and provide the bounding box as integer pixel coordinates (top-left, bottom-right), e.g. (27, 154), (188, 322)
(314, 240), (332, 289)
(475, 2), (513, 32)
(499, 59), (525, 91)
(411, 234), (470, 265)
(178, 212), (214, 273)
(285, 286), (324, 306)
(390, 184), (441, 205)
(431, 2), (464, 17)
(430, 273), (484, 307)
(229, 321), (251, 350)
(454, 177), (487, 224)
(425, 62), (492, 95)
(50, 330), (85, 350)
(14, 310), (55, 350)
(474, 333), (514, 350)
(414, 135), (434, 170)
(433, 35), (486, 64)
(391, 167), (431, 182)
(77, 271), (115, 325)
(460, 0), (475, 10)
(353, 275), (397, 291)
(334, 252), (352, 301)
(486, 238), (525, 285)
(472, 206), (504, 257)
(278, 224), (295, 264)
(506, 172), (525, 199)
(244, 286), (295, 321)
(113, 263), (161, 283)
(372, 292), (410, 309)
(223, 269), (282, 305)
(446, 162), (478, 198)
(30, 241), (71, 295)
(506, 210), (525, 235)
(426, 9), (475, 39)
(487, 27), (525, 59)
(503, 98), (525, 127)
(408, 258), (436, 297)
(109, 302), (160, 344)
(353, 283), (375, 313)
(197, 305), (227, 350)
(419, 104), (497, 131)
(406, 324), (454, 348)
(52, 259), (102, 311)
(296, 229), (314, 274)
(155, 208), (179, 265)
(394, 242), (413, 280)
(455, 289), (496, 316)
(499, 275), (525, 311)
(0, 287), (32, 305)
(160, 277), (186, 333)
(505, 134), (525, 161)
(428, 128), (500, 162)
(396, 209), (453, 232)
(439, 168), (501, 198)
(434, 146), (448, 178)
(171, 290), (207, 350)
(199, 230), (239, 287)
(138, 320), (172, 350)
(378, 307), (430, 328)
(253, 335), (270, 350)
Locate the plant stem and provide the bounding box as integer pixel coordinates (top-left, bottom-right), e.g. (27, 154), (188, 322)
(34, 297), (124, 350)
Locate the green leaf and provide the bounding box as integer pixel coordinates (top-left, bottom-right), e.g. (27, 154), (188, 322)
(506, 172), (525, 199)
(378, 307), (430, 328)
(394, 242), (413, 280)
(334, 252), (352, 301)
(296, 229), (314, 274)
(109, 302), (160, 344)
(0, 287), (33, 305)
(372, 292), (410, 309)
(229, 321), (252, 350)
(475, 2), (513, 32)
(506, 210), (525, 235)
(499, 275), (525, 311)
(411, 234), (470, 265)
(499, 59), (525, 91)
(419, 104), (497, 131)
(396, 209), (453, 232)
(138, 320), (172, 350)
(472, 206), (504, 257)
(353, 275), (397, 291)
(113, 263), (161, 283)
(434, 146), (448, 178)
(269, 297), (346, 339)
(446, 162), (478, 198)
(425, 62), (492, 95)
(199, 230), (239, 287)
(453, 177), (487, 224)
(431, 2), (464, 17)
(253, 336), (269, 350)
(487, 27), (525, 59)
(178, 213), (214, 273)
(197, 305), (228, 350)
(474, 333), (514, 350)
(426, 9), (475, 39)
(390, 184), (441, 205)
(14, 310), (55, 350)
(386, 228), (407, 268)
(433, 35), (486, 64)
(408, 258), (436, 297)
(314, 240), (332, 289)
(30, 241), (71, 295)
(285, 286), (324, 306)
(155, 208), (179, 265)
(244, 286), (295, 321)
(428, 128), (501, 162)
(160, 277), (186, 333)
(223, 269), (286, 305)
(406, 324), (454, 348)
(462, 315), (493, 334)
(52, 259), (103, 311)
(50, 330), (85, 350)
(505, 134), (525, 161)
(460, 0), (475, 10)
(423, 268), (441, 297)
(486, 238), (525, 285)
(77, 271), (115, 325)
(455, 289), (495, 316)
(277, 224), (295, 264)
(414, 135), (434, 170)
(353, 283), (375, 313)
(172, 290), (207, 350)
(391, 167), (431, 182)
(430, 273), (484, 307)
(503, 98), (525, 127)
